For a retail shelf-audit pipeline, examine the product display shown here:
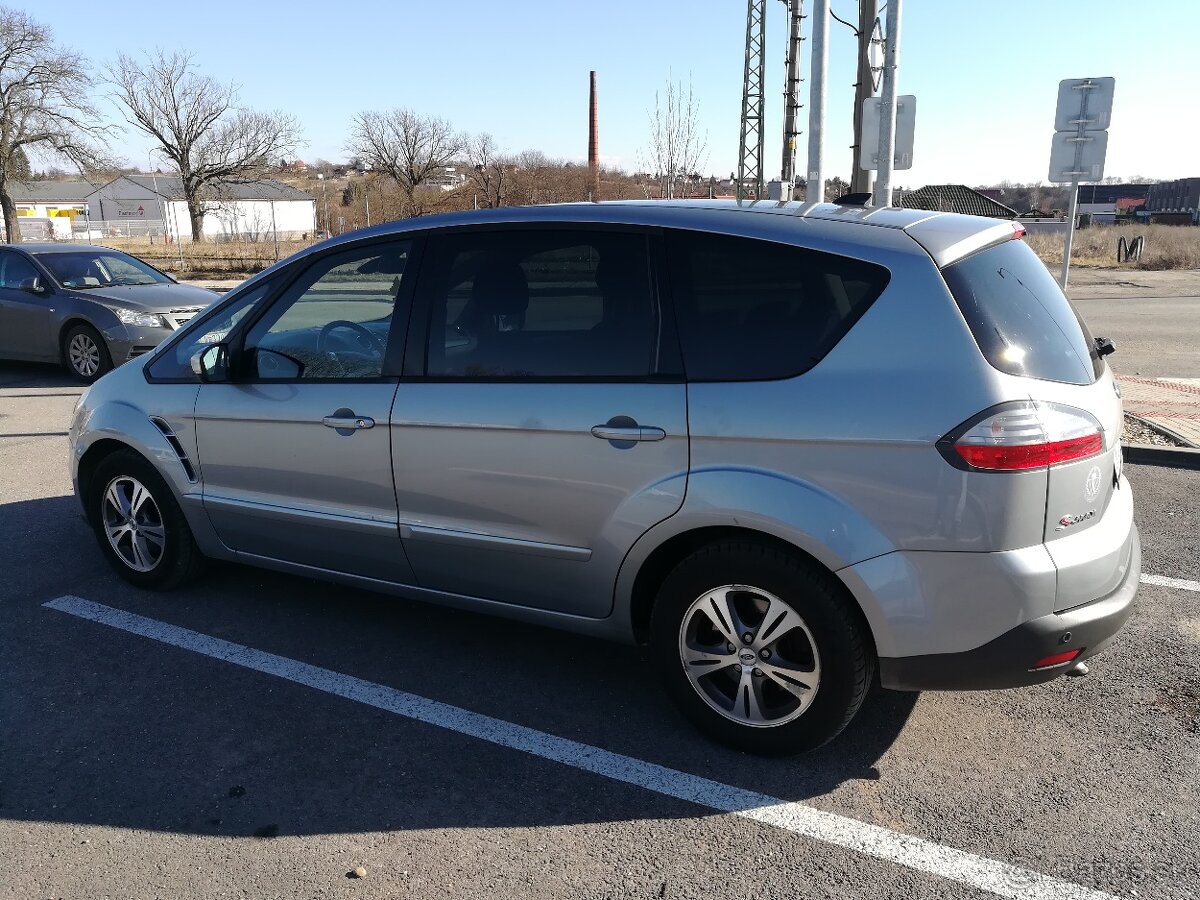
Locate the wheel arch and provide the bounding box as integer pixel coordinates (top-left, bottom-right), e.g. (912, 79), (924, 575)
(77, 438), (138, 518)
(59, 316), (99, 351)
(617, 468), (897, 655)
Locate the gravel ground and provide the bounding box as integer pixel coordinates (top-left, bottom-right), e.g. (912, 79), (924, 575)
(1123, 414), (1187, 447)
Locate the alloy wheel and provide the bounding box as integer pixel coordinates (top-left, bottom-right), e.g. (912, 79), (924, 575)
(68, 333), (101, 377)
(678, 584), (821, 728)
(101, 476), (166, 572)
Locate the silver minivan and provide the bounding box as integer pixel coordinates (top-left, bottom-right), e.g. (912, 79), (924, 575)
(68, 201), (1139, 754)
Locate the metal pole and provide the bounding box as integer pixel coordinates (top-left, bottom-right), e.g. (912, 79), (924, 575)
(780, 0), (805, 199)
(873, 0), (901, 207)
(148, 154), (163, 243)
(1061, 182), (1080, 288)
(851, 0), (879, 195)
(365, 194), (371, 227)
(270, 199), (279, 263)
(807, 0), (829, 202)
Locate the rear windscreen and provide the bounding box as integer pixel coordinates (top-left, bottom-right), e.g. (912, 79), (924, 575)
(942, 240), (1102, 385)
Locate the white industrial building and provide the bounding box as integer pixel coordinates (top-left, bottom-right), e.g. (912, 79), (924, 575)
(85, 175), (316, 242)
(0, 181), (96, 240)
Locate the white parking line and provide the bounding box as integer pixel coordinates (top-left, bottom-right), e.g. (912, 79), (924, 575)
(1140, 573), (1200, 593)
(44, 595), (1119, 900)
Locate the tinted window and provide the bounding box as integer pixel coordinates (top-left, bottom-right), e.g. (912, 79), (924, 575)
(243, 241), (411, 380)
(147, 282), (273, 380)
(943, 239), (1101, 385)
(36, 250), (169, 288)
(666, 230), (890, 381)
(0, 251), (40, 288)
(425, 230), (654, 378)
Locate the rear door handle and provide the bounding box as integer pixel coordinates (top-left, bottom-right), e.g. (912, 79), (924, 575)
(322, 413), (375, 430)
(590, 425), (666, 442)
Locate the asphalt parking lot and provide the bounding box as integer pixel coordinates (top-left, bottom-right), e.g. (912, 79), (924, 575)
(2, 358), (1198, 900)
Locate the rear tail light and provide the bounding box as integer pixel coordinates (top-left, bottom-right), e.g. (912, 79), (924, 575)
(1010, 222), (1026, 240)
(938, 401), (1104, 472)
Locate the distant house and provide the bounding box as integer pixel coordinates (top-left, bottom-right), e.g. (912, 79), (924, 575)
(896, 185), (1018, 218)
(86, 175), (317, 241)
(0, 180), (96, 239)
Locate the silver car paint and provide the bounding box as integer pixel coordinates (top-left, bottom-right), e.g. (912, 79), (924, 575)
(391, 381), (688, 618)
(68, 201), (1138, 674)
(194, 381), (416, 583)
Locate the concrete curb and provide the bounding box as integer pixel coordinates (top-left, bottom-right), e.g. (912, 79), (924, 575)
(1122, 442), (1200, 470)
(1125, 412), (1199, 450)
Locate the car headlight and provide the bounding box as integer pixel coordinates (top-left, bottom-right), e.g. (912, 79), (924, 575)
(107, 306), (166, 328)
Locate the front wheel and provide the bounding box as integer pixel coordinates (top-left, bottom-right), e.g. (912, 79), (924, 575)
(87, 450), (204, 589)
(62, 323), (113, 383)
(650, 541), (874, 755)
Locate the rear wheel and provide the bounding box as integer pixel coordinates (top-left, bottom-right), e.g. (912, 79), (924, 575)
(62, 323), (112, 383)
(86, 450), (204, 589)
(650, 541), (874, 755)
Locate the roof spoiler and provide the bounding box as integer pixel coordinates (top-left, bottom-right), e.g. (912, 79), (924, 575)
(904, 217), (1027, 268)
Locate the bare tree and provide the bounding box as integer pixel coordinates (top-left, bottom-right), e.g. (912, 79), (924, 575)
(348, 108), (462, 216)
(0, 8), (110, 242)
(640, 74), (708, 200)
(110, 51), (301, 241)
(466, 132), (510, 209)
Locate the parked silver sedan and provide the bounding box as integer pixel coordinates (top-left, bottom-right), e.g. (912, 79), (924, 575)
(0, 244), (217, 382)
(67, 201), (1140, 754)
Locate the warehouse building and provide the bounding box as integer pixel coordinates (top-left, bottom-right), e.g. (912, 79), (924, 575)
(85, 175), (316, 242)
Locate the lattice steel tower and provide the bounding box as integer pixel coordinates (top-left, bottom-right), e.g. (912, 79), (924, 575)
(737, 0), (767, 201)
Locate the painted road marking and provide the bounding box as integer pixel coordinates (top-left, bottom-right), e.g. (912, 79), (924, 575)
(44, 596), (1118, 900)
(1140, 573), (1200, 593)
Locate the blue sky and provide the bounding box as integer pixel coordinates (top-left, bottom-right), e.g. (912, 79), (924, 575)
(25, 0), (1198, 186)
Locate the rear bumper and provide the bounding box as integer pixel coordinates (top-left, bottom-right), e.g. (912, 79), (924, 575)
(879, 525), (1140, 690)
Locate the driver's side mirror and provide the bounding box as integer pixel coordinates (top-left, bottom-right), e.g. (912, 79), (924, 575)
(17, 276), (45, 294)
(163, 271), (179, 283)
(190, 344), (230, 383)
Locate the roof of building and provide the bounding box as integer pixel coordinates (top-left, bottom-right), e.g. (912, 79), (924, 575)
(8, 180), (97, 202)
(897, 184), (1018, 218)
(98, 175), (313, 202)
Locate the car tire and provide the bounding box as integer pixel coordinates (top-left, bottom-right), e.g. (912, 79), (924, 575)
(62, 323), (113, 383)
(650, 541), (874, 755)
(86, 449), (204, 590)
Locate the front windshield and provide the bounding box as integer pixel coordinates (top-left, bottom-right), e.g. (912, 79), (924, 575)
(34, 251), (171, 289)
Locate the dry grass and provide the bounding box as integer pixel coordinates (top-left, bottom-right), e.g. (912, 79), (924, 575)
(1026, 224), (1200, 270)
(90, 236), (318, 276)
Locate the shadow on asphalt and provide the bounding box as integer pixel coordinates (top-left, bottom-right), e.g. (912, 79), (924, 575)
(1, 486), (919, 839)
(0, 361), (83, 390)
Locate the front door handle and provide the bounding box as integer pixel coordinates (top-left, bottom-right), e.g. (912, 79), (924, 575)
(590, 424), (666, 442)
(322, 410), (375, 430)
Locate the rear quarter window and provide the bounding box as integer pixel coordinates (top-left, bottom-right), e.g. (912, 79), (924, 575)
(665, 230), (890, 381)
(942, 239), (1102, 385)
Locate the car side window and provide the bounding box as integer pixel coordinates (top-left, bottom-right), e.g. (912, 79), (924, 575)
(666, 230), (890, 381)
(424, 230), (655, 378)
(147, 282), (273, 381)
(242, 240), (412, 380)
(0, 251), (40, 290)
